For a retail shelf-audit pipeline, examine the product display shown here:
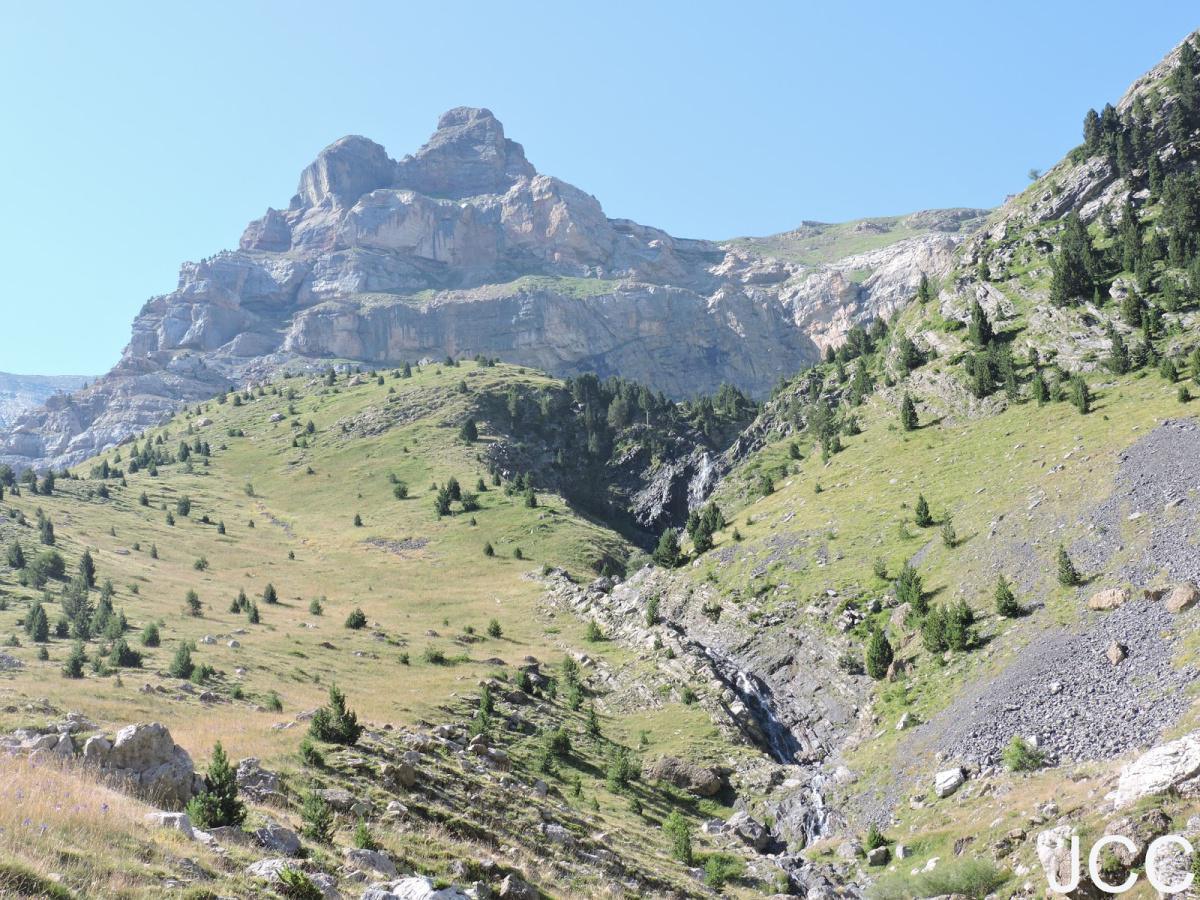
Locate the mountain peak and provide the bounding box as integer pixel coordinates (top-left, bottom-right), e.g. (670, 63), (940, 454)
(292, 134), (395, 209)
(395, 106), (535, 198)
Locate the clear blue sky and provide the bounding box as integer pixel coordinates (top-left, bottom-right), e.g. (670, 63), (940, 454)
(3, 1), (1196, 375)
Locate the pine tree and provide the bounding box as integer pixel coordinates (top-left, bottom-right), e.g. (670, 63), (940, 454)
(916, 273), (934, 304)
(865, 628), (894, 680)
(1161, 357), (1179, 383)
(458, 418), (478, 443)
(1056, 545), (1080, 586)
(899, 394), (918, 431)
(309, 684), (362, 745)
(262, 583), (278, 605)
(6, 540), (25, 570)
(168, 642), (195, 680)
(663, 811), (694, 865)
(895, 563), (925, 614)
(26, 602), (49, 642)
(968, 300), (994, 346)
(941, 516), (957, 549)
(187, 741), (246, 828)
(914, 494), (933, 528)
(995, 575), (1021, 617)
(1069, 375), (1091, 414)
(1031, 371), (1049, 405)
(652, 529), (681, 568)
(62, 641), (86, 679)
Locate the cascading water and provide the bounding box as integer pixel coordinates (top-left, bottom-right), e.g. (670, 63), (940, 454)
(703, 646), (833, 844)
(703, 646), (800, 762)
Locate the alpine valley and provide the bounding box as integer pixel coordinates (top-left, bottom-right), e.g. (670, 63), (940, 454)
(1, 28), (1200, 900)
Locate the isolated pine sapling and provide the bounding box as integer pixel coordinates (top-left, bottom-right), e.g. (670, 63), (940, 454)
(914, 494), (933, 528)
(940, 515), (957, 548)
(486, 618), (502, 638)
(995, 575), (1022, 617)
(187, 741), (246, 828)
(899, 393), (918, 431)
(1056, 545), (1080, 586)
(168, 642), (195, 680)
(663, 810), (693, 865)
(301, 790), (334, 843)
(309, 684), (362, 745)
(344, 607), (367, 630)
(62, 641), (86, 679)
(894, 563), (925, 614)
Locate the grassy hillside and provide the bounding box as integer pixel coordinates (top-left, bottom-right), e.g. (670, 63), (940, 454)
(0, 361), (760, 898)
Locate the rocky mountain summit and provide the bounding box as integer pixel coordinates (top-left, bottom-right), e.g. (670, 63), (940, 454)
(2, 107), (981, 472)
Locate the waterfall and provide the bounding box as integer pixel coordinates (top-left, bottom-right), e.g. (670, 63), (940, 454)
(703, 647), (801, 764)
(702, 646), (834, 844)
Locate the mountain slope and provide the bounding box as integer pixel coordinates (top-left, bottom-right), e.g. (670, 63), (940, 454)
(0, 372), (90, 429)
(1, 107), (981, 473)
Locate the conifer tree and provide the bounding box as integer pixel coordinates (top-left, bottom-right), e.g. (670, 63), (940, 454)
(865, 628), (894, 680)
(652, 529), (681, 569)
(968, 300), (994, 346)
(309, 684), (362, 746)
(6, 540), (25, 570)
(1056, 545), (1080, 586)
(895, 563), (925, 614)
(995, 575), (1021, 617)
(899, 394), (918, 431)
(187, 741), (246, 828)
(914, 494), (933, 528)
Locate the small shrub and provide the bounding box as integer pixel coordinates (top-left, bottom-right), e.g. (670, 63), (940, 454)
(1002, 735), (1046, 772)
(277, 867), (324, 900)
(352, 820), (380, 851)
(344, 608), (367, 629)
(486, 618), (502, 638)
(704, 853), (745, 889)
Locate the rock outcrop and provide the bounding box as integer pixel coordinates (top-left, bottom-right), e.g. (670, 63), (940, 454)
(1, 106), (982, 471)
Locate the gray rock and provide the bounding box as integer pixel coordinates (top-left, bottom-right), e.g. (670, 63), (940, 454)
(934, 767), (965, 798)
(727, 810), (771, 852)
(497, 874), (538, 900)
(256, 821), (302, 856)
(144, 811), (194, 840)
(344, 848), (397, 877)
(93, 723), (196, 808)
(644, 756), (725, 797)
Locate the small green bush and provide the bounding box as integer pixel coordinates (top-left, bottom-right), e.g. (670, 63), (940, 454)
(1002, 735), (1046, 772)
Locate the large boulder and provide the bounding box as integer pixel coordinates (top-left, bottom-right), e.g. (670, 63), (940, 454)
(236, 757), (284, 803)
(1036, 826), (1102, 898)
(1087, 588), (1129, 611)
(344, 848), (398, 877)
(644, 756), (725, 796)
(727, 810), (771, 852)
(89, 723), (195, 808)
(1165, 582), (1200, 614)
(934, 768), (965, 798)
(1111, 732), (1200, 808)
(498, 874), (539, 900)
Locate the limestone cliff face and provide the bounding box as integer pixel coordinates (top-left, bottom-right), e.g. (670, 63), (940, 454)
(2, 106), (981, 471)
